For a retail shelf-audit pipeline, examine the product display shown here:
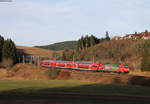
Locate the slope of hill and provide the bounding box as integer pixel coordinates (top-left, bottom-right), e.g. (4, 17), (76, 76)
(17, 46), (61, 58)
(35, 41), (77, 51)
(62, 39), (145, 71)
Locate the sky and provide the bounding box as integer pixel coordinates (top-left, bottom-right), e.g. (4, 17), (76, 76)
(0, 0), (150, 46)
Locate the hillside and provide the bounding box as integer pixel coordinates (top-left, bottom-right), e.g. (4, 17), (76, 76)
(35, 41), (77, 51)
(62, 39), (145, 71)
(17, 46), (61, 58)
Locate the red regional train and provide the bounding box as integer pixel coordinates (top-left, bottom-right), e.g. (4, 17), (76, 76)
(41, 60), (130, 73)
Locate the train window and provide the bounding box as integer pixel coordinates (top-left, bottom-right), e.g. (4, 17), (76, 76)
(105, 66), (111, 69)
(124, 66), (129, 68)
(105, 65), (117, 70)
(92, 65), (98, 67)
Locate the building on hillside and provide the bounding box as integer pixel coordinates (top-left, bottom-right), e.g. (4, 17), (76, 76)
(112, 32), (150, 40)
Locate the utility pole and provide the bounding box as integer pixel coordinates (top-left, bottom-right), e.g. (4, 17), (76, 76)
(39, 56), (41, 66)
(55, 54), (57, 61)
(30, 55), (32, 64)
(32, 56), (34, 64)
(18, 57), (20, 63)
(22, 55), (25, 65)
(37, 56), (40, 66)
(93, 56), (95, 63)
(73, 55), (75, 62)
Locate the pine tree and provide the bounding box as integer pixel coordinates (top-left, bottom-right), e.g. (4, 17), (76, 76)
(93, 35), (100, 44)
(2, 39), (18, 67)
(81, 36), (85, 49)
(77, 38), (81, 50)
(77, 35), (100, 49)
(85, 35), (89, 49)
(106, 31), (110, 40)
(135, 32), (137, 35)
(145, 29), (148, 33)
(0, 35), (4, 62)
(87, 36), (91, 47)
(90, 35), (96, 46)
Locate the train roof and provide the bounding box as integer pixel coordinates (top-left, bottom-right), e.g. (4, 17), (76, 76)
(42, 60), (53, 62)
(57, 61), (68, 63)
(76, 62), (92, 65)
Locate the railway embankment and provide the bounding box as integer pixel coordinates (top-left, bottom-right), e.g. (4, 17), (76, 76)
(0, 64), (150, 87)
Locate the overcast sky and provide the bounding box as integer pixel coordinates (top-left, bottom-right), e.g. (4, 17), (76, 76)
(0, 0), (150, 46)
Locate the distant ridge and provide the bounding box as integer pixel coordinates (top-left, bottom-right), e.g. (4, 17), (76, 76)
(35, 41), (77, 51)
(17, 46), (56, 57)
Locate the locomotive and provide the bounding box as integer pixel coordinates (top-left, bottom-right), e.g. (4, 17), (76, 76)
(41, 60), (130, 73)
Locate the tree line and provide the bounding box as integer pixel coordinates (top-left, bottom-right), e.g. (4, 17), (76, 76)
(0, 35), (18, 67)
(62, 32), (111, 61)
(77, 32), (110, 50)
(141, 39), (150, 71)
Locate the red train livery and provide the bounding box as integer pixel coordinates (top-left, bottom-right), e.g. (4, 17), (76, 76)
(41, 60), (129, 73)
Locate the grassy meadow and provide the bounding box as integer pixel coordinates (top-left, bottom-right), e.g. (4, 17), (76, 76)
(0, 80), (150, 104)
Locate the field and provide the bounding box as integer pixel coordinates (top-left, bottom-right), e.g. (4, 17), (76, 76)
(0, 80), (150, 104)
(17, 46), (62, 58)
(5, 46), (150, 104)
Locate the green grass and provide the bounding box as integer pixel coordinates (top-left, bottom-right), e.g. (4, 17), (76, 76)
(0, 80), (150, 104)
(0, 80), (150, 96)
(0, 80), (93, 93)
(35, 41), (77, 51)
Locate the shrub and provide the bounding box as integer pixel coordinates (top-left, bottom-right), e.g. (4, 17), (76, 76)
(46, 69), (59, 79)
(108, 49), (114, 58)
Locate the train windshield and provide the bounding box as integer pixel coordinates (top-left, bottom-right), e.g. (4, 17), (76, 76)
(92, 65), (98, 68)
(105, 65), (117, 70)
